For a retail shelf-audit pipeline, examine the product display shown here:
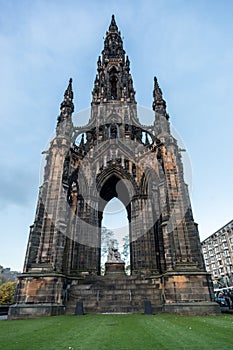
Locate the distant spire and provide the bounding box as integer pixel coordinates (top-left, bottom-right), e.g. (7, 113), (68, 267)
(60, 78), (74, 113)
(109, 14), (118, 32)
(57, 78), (74, 125)
(152, 77), (167, 113)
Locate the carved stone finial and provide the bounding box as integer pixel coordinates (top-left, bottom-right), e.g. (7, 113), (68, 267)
(109, 14), (118, 32)
(61, 78), (74, 111)
(152, 76), (166, 112)
(57, 78), (74, 124)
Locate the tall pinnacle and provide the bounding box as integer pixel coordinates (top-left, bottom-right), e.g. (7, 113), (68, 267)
(57, 78), (74, 124)
(109, 14), (118, 32)
(152, 77), (167, 114)
(60, 78), (74, 113)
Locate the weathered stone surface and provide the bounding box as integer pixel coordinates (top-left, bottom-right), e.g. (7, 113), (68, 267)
(105, 262), (125, 275)
(8, 303), (64, 320)
(9, 15), (219, 318)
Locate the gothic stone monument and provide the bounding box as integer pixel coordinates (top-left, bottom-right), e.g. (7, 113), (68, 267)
(9, 15), (219, 318)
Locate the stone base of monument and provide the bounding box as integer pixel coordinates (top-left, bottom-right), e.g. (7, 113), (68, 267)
(105, 261), (125, 276)
(8, 303), (64, 319)
(163, 302), (220, 315)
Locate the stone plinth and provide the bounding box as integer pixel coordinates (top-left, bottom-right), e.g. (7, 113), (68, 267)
(8, 303), (64, 319)
(105, 262), (125, 275)
(163, 302), (220, 315)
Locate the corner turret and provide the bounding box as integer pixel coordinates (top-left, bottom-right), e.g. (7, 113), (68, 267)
(56, 78), (74, 138)
(153, 76), (170, 136)
(57, 78), (74, 125)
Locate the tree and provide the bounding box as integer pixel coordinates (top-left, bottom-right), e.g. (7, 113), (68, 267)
(121, 235), (130, 275)
(0, 281), (17, 305)
(121, 235), (129, 261)
(0, 265), (3, 285)
(101, 227), (114, 261)
(0, 276), (5, 286)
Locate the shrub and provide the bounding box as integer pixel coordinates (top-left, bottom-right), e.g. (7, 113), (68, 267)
(0, 281), (16, 305)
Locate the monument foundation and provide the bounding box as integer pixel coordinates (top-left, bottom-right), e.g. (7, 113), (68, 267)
(105, 262), (125, 275)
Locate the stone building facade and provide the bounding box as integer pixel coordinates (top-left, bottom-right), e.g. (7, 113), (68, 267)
(9, 16), (219, 318)
(202, 220), (233, 288)
(0, 267), (19, 283)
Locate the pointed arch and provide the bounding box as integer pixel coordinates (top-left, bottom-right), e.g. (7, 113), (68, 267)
(96, 165), (138, 213)
(109, 66), (118, 99)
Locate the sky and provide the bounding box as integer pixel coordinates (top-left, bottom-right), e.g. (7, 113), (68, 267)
(0, 0), (232, 271)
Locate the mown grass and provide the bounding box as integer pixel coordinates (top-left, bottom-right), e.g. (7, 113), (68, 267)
(0, 314), (233, 350)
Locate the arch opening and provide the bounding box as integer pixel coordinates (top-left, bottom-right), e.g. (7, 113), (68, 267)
(101, 197), (130, 275)
(98, 173), (133, 275)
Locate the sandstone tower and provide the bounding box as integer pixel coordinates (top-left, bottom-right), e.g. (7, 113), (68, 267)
(9, 15), (219, 318)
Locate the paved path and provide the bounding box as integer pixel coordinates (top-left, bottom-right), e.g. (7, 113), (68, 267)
(0, 315), (7, 320)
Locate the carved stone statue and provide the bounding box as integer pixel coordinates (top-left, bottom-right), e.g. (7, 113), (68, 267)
(107, 240), (123, 262)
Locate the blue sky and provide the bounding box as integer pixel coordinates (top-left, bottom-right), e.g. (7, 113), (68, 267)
(0, 0), (232, 270)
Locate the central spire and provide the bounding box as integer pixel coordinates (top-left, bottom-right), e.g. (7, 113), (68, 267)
(102, 14), (125, 63)
(108, 14), (118, 32)
(92, 15), (136, 104)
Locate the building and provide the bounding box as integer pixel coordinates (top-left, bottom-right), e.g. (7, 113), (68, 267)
(9, 15), (219, 318)
(0, 267), (19, 282)
(202, 220), (233, 288)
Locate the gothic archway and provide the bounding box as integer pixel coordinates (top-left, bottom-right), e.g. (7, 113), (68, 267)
(97, 170), (134, 274)
(101, 197), (130, 274)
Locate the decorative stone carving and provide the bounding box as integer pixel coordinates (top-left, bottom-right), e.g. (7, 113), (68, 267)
(107, 240), (123, 263)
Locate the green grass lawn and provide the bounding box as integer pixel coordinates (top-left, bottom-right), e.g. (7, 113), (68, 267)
(0, 314), (233, 350)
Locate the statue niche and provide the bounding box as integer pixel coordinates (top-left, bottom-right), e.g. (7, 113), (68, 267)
(109, 67), (118, 99)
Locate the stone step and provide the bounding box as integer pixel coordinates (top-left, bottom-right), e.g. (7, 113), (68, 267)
(65, 276), (163, 314)
(65, 301), (163, 315)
